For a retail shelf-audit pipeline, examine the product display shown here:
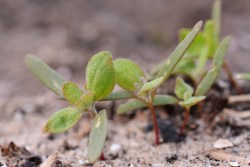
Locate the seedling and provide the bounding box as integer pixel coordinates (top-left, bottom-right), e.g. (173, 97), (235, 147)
(25, 51), (115, 163)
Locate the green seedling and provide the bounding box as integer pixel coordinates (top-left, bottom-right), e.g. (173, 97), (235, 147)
(25, 51), (115, 163)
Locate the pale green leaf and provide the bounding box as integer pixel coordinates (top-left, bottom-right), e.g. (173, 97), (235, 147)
(76, 93), (93, 111)
(139, 77), (164, 95)
(212, 0), (221, 37)
(195, 37), (229, 96)
(157, 21), (203, 81)
(175, 78), (194, 100)
(114, 58), (146, 92)
(235, 73), (250, 81)
(88, 110), (108, 163)
(62, 82), (84, 105)
(86, 51), (116, 101)
(179, 96), (206, 108)
(117, 95), (178, 114)
(43, 107), (82, 133)
(25, 55), (66, 96)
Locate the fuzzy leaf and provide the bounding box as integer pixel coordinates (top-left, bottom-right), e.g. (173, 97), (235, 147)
(62, 82), (84, 105)
(179, 96), (206, 108)
(195, 37), (230, 96)
(205, 20), (219, 57)
(114, 58), (146, 92)
(86, 51), (116, 101)
(25, 55), (66, 97)
(103, 91), (133, 101)
(212, 0), (221, 37)
(117, 95), (178, 114)
(175, 78), (194, 100)
(139, 77), (164, 94)
(88, 110), (108, 163)
(76, 93), (93, 111)
(157, 21), (203, 81)
(43, 107), (82, 133)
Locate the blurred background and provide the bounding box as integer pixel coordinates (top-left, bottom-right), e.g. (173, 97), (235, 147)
(0, 0), (250, 100)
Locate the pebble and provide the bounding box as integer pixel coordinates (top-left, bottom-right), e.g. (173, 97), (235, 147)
(213, 138), (233, 149)
(228, 160), (240, 167)
(152, 163), (164, 167)
(110, 143), (122, 154)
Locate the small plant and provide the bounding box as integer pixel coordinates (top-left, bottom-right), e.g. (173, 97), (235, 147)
(25, 51), (115, 163)
(25, 8), (230, 163)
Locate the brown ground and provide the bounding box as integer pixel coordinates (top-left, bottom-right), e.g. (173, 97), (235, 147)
(0, 0), (250, 166)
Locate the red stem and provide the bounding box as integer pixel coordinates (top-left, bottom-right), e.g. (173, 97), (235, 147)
(180, 107), (190, 134)
(99, 152), (105, 161)
(148, 102), (160, 145)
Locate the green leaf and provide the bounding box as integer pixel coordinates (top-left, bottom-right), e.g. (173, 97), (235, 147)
(157, 21), (203, 81)
(114, 58), (146, 92)
(179, 29), (206, 56)
(76, 93), (93, 111)
(175, 78), (194, 100)
(139, 77), (164, 95)
(212, 0), (221, 37)
(235, 73), (250, 81)
(179, 96), (206, 108)
(103, 91), (133, 101)
(173, 58), (196, 77)
(117, 95), (178, 114)
(88, 110), (108, 163)
(195, 37), (230, 96)
(204, 20), (219, 58)
(86, 51), (116, 101)
(43, 107), (82, 133)
(62, 82), (84, 105)
(25, 55), (66, 97)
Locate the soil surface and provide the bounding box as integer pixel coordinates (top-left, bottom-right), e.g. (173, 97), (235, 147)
(0, 0), (250, 166)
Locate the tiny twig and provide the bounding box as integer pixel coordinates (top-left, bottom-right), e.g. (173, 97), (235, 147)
(223, 108), (250, 119)
(228, 94), (250, 104)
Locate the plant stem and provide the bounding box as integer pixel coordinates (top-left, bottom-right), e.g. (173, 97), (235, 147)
(180, 107), (190, 134)
(148, 102), (160, 145)
(99, 152), (105, 161)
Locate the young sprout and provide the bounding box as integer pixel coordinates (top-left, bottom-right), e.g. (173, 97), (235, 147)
(25, 51), (115, 163)
(113, 21), (202, 145)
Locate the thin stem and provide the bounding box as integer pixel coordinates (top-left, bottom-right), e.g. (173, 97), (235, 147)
(180, 107), (190, 134)
(148, 101), (160, 145)
(223, 62), (242, 94)
(100, 152), (105, 161)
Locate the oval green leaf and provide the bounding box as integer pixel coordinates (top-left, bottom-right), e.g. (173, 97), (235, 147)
(76, 93), (93, 111)
(139, 77), (164, 95)
(88, 109), (108, 163)
(25, 55), (66, 97)
(86, 51), (116, 101)
(179, 96), (206, 108)
(117, 95), (178, 114)
(175, 77), (194, 100)
(103, 91), (133, 101)
(114, 58), (146, 92)
(43, 107), (82, 133)
(62, 82), (84, 105)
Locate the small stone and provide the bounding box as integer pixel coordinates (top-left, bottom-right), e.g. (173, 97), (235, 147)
(110, 143), (122, 154)
(228, 160), (240, 167)
(152, 163), (164, 167)
(129, 164), (135, 167)
(213, 138), (233, 149)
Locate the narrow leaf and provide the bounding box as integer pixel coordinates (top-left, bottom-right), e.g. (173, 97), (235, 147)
(76, 93), (93, 111)
(43, 107), (82, 133)
(114, 58), (146, 92)
(117, 95), (178, 114)
(62, 82), (84, 105)
(88, 110), (108, 163)
(139, 77), (164, 94)
(212, 0), (221, 37)
(179, 96), (206, 108)
(195, 37), (229, 96)
(157, 21), (203, 81)
(86, 51), (116, 101)
(235, 73), (250, 81)
(175, 78), (194, 100)
(25, 55), (66, 96)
